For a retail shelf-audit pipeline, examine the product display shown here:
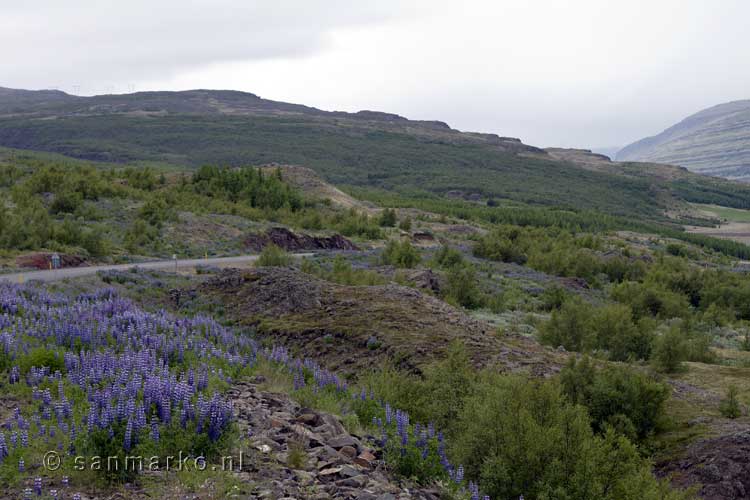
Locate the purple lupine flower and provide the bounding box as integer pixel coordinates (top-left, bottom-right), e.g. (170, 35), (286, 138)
(34, 477), (42, 496)
(123, 418), (133, 451)
(455, 465), (464, 484)
(151, 415), (160, 442)
(469, 481), (479, 500)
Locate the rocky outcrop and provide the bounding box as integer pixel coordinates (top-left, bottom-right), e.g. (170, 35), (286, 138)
(658, 430), (750, 500)
(245, 227), (359, 252)
(227, 378), (443, 499)
(201, 268), (560, 377)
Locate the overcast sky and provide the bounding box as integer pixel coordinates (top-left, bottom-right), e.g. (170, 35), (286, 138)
(2, 0), (749, 148)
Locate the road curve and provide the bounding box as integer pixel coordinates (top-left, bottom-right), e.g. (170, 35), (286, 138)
(0, 253), (314, 284)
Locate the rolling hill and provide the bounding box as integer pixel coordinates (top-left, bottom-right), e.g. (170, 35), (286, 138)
(2, 87), (750, 226)
(618, 100), (750, 181)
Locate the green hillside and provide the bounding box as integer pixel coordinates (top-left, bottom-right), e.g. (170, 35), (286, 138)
(1, 87), (749, 228)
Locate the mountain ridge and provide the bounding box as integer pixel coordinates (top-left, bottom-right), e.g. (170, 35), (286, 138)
(618, 99), (750, 180)
(2, 86), (750, 225)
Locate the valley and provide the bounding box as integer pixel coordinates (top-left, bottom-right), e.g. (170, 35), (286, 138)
(3, 88), (750, 500)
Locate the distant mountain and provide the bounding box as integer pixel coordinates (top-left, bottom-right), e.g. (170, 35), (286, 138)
(617, 100), (750, 180)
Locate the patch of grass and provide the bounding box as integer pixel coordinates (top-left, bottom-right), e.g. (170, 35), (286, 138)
(694, 203), (750, 223)
(286, 440), (308, 470)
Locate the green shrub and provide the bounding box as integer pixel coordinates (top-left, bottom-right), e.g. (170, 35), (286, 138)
(666, 243), (689, 257)
(539, 285), (569, 311)
(300, 256), (385, 285)
(611, 281), (690, 320)
(451, 374), (686, 500)
(124, 219), (160, 253)
(190, 165), (302, 211)
(286, 440), (308, 469)
(419, 342), (476, 434)
(81, 226), (109, 258)
(719, 385), (743, 419)
(539, 298), (594, 351)
(398, 217), (412, 231)
(379, 208), (397, 227)
(380, 239), (420, 268)
(18, 347), (66, 375)
(540, 300), (654, 361)
(50, 190), (83, 214)
(443, 264), (482, 309)
(138, 197), (174, 227)
(560, 357), (669, 442)
(433, 245), (464, 269)
(651, 324), (688, 373)
(122, 166), (158, 190)
(256, 244), (292, 267)
(335, 209), (382, 239)
(592, 304), (654, 361)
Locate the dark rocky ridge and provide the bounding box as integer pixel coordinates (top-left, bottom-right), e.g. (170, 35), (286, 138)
(658, 430), (750, 500)
(245, 227), (359, 252)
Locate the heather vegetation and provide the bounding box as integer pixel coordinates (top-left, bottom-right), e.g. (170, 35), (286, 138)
(5, 147), (750, 498)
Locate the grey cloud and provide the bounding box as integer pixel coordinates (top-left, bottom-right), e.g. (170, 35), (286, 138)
(0, 1), (397, 91)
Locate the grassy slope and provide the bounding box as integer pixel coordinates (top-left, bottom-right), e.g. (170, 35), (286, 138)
(0, 114), (697, 223)
(693, 203), (750, 222)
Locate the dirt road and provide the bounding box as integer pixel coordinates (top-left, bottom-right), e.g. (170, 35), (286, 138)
(0, 254), (313, 284)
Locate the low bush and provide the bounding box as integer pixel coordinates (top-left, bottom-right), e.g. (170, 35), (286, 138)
(380, 239), (420, 268)
(560, 357), (669, 442)
(651, 324), (688, 373)
(451, 374), (685, 500)
(255, 244), (292, 267)
(379, 208), (397, 227)
(719, 385), (743, 419)
(539, 300), (654, 361)
(443, 264), (482, 309)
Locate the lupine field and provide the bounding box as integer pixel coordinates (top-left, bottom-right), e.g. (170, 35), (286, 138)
(0, 282), (488, 499)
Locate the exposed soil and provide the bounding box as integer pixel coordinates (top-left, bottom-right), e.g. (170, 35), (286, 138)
(15, 252), (86, 270)
(245, 227), (359, 253)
